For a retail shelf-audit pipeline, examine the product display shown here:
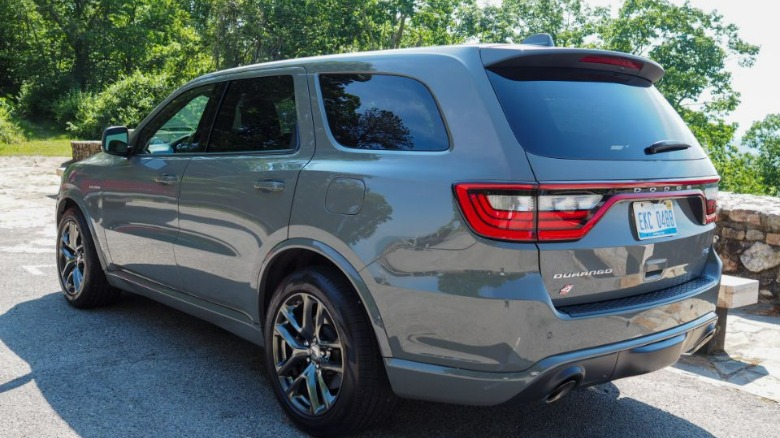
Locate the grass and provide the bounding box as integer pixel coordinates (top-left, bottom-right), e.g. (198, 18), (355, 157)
(0, 119), (72, 156)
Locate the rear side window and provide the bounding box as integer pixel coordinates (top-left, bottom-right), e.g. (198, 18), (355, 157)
(208, 75), (297, 153)
(486, 68), (707, 160)
(319, 74), (449, 151)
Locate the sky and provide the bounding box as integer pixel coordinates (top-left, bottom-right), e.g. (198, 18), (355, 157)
(585, 0), (779, 141)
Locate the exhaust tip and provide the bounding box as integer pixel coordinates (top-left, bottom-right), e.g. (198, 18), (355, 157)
(545, 379), (578, 404)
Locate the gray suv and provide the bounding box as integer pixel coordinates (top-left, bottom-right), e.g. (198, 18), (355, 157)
(56, 41), (721, 436)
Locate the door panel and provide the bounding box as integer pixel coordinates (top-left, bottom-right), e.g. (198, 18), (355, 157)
(102, 156), (190, 283)
(174, 69), (314, 315)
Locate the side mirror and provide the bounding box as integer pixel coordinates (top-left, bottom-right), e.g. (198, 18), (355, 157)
(101, 126), (131, 156)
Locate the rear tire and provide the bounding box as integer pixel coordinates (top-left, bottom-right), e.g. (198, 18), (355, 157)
(264, 267), (396, 437)
(56, 208), (119, 308)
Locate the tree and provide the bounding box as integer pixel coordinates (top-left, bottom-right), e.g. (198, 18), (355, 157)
(598, 0), (759, 192)
(744, 114), (780, 195)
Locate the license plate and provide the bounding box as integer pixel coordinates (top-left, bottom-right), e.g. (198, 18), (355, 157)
(633, 200), (677, 240)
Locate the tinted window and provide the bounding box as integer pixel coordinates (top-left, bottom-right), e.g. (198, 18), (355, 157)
(319, 74), (448, 151)
(486, 68), (707, 160)
(208, 76), (297, 153)
(137, 84), (216, 154)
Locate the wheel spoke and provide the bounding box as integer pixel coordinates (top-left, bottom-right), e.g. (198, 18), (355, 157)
(319, 360), (343, 374)
(72, 266), (83, 291)
(314, 304), (326, 342)
(316, 368), (336, 410)
(301, 295), (315, 338)
(275, 348), (307, 376)
(68, 222), (80, 251)
(274, 323), (305, 351)
(60, 230), (73, 252)
(281, 305), (303, 334)
(285, 365), (309, 399)
(305, 363), (324, 414)
(60, 259), (76, 278)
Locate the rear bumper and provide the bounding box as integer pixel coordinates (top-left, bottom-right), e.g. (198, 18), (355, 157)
(384, 312), (717, 406)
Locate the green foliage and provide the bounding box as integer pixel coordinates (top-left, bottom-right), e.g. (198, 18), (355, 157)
(0, 99), (24, 145)
(0, 0), (776, 196)
(68, 72), (176, 139)
(744, 114), (780, 195)
(53, 89), (96, 127)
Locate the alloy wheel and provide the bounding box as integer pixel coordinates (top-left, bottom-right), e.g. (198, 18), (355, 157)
(272, 293), (344, 416)
(58, 219), (86, 296)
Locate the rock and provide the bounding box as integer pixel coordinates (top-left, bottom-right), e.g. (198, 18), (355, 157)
(721, 255), (739, 273)
(767, 233), (780, 246)
(759, 289), (773, 299)
(720, 227), (745, 240)
(740, 242), (780, 272)
(728, 209), (761, 226)
(746, 229), (765, 241)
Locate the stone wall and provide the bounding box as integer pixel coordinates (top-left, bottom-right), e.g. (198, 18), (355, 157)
(715, 192), (780, 302)
(70, 141), (102, 161)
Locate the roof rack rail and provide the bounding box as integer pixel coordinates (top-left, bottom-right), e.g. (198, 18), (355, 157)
(521, 33), (555, 47)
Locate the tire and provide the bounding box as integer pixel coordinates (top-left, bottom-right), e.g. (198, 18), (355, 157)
(56, 208), (120, 308)
(264, 267), (396, 437)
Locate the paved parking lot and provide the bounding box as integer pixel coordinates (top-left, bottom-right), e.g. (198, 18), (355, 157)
(1, 156), (778, 437)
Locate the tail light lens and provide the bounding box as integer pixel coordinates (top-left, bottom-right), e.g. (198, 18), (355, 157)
(537, 194), (603, 240)
(704, 184), (718, 224)
(454, 184), (536, 241)
(455, 179), (719, 242)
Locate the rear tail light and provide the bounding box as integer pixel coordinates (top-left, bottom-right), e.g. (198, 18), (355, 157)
(454, 184), (536, 241)
(704, 184), (718, 224)
(455, 179), (719, 242)
(537, 194), (603, 240)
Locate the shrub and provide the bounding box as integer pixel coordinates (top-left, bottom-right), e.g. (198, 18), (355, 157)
(16, 77), (72, 120)
(0, 99), (24, 145)
(68, 72), (178, 139)
(53, 89), (96, 127)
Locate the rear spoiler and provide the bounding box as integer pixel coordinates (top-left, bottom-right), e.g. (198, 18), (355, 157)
(480, 46), (664, 84)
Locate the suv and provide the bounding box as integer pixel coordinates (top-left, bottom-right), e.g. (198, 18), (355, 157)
(56, 41), (721, 436)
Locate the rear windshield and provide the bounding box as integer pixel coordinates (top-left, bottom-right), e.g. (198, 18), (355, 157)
(486, 67), (706, 160)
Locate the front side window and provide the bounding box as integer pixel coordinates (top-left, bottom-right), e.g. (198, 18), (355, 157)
(208, 75), (297, 153)
(137, 84), (217, 154)
(319, 74), (449, 151)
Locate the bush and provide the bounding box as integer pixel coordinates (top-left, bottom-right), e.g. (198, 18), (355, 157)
(53, 89), (96, 127)
(16, 77), (72, 120)
(68, 72), (178, 139)
(0, 99), (24, 145)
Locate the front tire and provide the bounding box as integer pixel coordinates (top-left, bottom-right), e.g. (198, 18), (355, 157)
(56, 208), (119, 308)
(264, 267), (396, 437)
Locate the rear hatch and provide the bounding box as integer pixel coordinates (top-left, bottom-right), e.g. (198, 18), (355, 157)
(477, 46), (719, 311)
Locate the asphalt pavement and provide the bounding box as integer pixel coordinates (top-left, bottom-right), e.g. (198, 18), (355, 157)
(1, 157), (778, 437)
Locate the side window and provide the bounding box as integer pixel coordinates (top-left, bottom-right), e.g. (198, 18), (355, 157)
(319, 74), (449, 151)
(208, 75), (297, 153)
(136, 84), (217, 154)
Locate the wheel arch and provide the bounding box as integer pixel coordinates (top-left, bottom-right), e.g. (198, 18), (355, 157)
(258, 238), (392, 358)
(56, 194), (110, 271)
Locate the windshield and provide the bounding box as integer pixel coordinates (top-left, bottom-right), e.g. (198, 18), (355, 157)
(486, 67), (707, 161)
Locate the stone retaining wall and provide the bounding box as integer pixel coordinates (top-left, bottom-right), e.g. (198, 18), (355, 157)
(70, 141), (102, 161)
(716, 192), (780, 302)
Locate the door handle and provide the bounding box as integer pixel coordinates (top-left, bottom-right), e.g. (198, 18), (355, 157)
(154, 174), (178, 185)
(253, 180), (285, 193)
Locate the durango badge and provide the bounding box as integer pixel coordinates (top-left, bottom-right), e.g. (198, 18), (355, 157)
(553, 269), (613, 279)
